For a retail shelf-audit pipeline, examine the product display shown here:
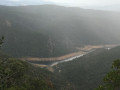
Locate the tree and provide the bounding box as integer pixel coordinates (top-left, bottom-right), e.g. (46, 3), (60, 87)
(0, 36), (4, 49)
(95, 59), (120, 90)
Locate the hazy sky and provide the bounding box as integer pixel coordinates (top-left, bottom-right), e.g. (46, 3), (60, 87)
(1, 0), (120, 11)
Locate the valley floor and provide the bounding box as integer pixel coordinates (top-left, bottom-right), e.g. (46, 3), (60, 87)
(20, 44), (118, 62)
(20, 44), (119, 72)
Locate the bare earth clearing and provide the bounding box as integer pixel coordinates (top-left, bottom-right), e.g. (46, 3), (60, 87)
(20, 44), (119, 72)
(20, 44), (118, 62)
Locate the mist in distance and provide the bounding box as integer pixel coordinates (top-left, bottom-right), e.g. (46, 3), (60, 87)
(1, 0), (120, 11)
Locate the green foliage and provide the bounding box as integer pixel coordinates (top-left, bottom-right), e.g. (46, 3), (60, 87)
(0, 35), (71, 90)
(0, 55), (55, 90)
(54, 47), (120, 90)
(7, 86), (27, 90)
(0, 58), (28, 89)
(96, 59), (120, 90)
(0, 52), (71, 90)
(0, 36), (4, 49)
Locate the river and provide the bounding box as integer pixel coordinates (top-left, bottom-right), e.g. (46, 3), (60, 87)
(28, 44), (119, 70)
(51, 54), (84, 66)
(51, 49), (95, 66)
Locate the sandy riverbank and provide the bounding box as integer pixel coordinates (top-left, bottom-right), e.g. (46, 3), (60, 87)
(20, 44), (118, 62)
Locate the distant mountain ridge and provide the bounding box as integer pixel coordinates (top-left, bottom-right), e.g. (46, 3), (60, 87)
(0, 5), (120, 57)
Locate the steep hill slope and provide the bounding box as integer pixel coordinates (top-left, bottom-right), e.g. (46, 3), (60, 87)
(0, 51), (73, 90)
(54, 46), (120, 90)
(0, 5), (120, 57)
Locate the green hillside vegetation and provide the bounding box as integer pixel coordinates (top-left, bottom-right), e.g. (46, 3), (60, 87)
(0, 38), (73, 90)
(0, 36), (4, 48)
(0, 5), (120, 57)
(0, 52), (75, 90)
(1, 5), (120, 90)
(96, 59), (120, 90)
(0, 54), (52, 90)
(54, 46), (120, 90)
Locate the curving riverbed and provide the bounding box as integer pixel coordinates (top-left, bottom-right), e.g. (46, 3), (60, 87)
(21, 45), (118, 63)
(51, 54), (84, 66)
(26, 44), (119, 71)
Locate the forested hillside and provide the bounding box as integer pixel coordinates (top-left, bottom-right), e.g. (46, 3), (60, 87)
(0, 5), (120, 57)
(54, 46), (120, 90)
(0, 51), (75, 90)
(0, 36), (73, 90)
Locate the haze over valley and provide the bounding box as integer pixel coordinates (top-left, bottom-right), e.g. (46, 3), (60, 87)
(0, 1), (120, 90)
(1, 5), (120, 58)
